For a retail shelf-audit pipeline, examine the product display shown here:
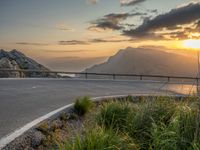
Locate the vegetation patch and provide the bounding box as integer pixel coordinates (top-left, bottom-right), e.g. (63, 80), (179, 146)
(61, 126), (138, 150)
(5, 96), (200, 150)
(42, 96), (200, 149)
(74, 96), (94, 116)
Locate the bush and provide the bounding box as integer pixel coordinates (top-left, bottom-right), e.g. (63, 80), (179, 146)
(36, 121), (61, 149)
(61, 126), (139, 150)
(74, 96), (94, 116)
(60, 113), (69, 121)
(36, 121), (50, 134)
(96, 101), (133, 130)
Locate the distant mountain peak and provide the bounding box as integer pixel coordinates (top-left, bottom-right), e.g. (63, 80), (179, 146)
(85, 47), (197, 77)
(10, 49), (26, 57)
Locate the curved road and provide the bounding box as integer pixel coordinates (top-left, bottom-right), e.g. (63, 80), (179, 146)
(0, 78), (195, 140)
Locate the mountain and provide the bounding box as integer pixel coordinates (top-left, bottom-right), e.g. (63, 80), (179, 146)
(85, 47), (197, 77)
(0, 49), (51, 78)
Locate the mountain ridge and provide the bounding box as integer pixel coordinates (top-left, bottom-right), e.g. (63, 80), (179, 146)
(85, 47), (197, 77)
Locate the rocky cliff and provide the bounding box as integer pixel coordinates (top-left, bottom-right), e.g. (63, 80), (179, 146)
(0, 49), (51, 78)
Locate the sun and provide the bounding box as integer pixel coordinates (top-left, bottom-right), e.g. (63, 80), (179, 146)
(183, 39), (200, 49)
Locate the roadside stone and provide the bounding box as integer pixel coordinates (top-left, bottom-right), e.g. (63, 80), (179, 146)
(31, 130), (46, 148)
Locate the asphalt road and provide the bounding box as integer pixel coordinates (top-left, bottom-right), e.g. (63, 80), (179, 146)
(0, 78), (196, 139)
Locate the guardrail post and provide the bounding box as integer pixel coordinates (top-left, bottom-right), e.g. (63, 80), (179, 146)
(197, 78), (199, 96)
(55, 73), (58, 78)
(113, 74), (116, 80)
(85, 73), (88, 79)
(19, 71), (23, 78)
(140, 75), (143, 80)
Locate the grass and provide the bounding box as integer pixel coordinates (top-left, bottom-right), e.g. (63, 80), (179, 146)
(150, 103), (200, 150)
(39, 96), (200, 150)
(36, 121), (61, 149)
(125, 97), (177, 149)
(60, 126), (139, 150)
(96, 101), (133, 130)
(74, 96), (94, 116)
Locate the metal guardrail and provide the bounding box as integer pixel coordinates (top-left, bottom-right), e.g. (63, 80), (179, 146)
(1, 68), (200, 95)
(0, 69), (199, 81)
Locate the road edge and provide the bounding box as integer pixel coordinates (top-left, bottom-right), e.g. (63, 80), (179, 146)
(0, 94), (128, 149)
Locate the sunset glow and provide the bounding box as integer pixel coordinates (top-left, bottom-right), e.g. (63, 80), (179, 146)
(184, 39), (200, 49)
(0, 0), (200, 71)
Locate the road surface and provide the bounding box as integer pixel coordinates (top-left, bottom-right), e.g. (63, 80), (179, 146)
(0, 78), (196, 139)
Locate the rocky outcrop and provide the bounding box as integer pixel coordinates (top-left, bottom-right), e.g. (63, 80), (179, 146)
(0, 49), (52, 78)
(0, 58), (21, 77)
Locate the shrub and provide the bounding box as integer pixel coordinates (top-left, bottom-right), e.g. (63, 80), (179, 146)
(37, 121), (61, 149)
(74, 96), (94, 116)
(36, 121), (50, 134)
(61, 126), (139, 150)
(126, 95), (133, 101)
(69, 113), (79, 120)
(96, 101), (133, 130)
(60, 113), (69, 121)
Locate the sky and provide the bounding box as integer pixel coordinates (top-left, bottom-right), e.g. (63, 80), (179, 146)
(0, 0), (200, 71)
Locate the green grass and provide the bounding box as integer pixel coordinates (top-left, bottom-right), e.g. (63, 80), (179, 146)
(74, 96), (94, 116)
(96, 97), (200, 150)
(56, 96), (200, 150)
(125, 97), (177, 149)
(150, 102), (200, 150)
(96, 101), (133, 130)
(60, 126), (139, 150)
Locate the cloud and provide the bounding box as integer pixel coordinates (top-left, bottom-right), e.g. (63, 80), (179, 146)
(87, 0), (146, 6)
(90, 38), (132, 43)
(89, 12), (146, 31)
(15, 42), (49, 46)
(58, 38), (132, 45)
(43, 50), (92, 53)
(56, 24), (74, 32)
(123, 2), (200, 40)
(59, 40), (90, 45)
(120, 0), (146, 6)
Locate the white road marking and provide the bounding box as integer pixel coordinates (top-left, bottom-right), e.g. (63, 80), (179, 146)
(0, 103), (74, 149)
(0, 95), (129, 149)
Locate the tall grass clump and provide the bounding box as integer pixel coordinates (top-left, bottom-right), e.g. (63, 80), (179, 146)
(74, 96), (94, 116)
(96, 101), (133, 130)
(60, 126), (139, 150)
(126, 97), (177, 149)
(150, 98), (200, 150)
(175, 104), (200, 149)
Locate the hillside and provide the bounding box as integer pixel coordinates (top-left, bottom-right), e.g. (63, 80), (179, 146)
(85, 47), (197, 77)
(0, 49), (50, 78)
